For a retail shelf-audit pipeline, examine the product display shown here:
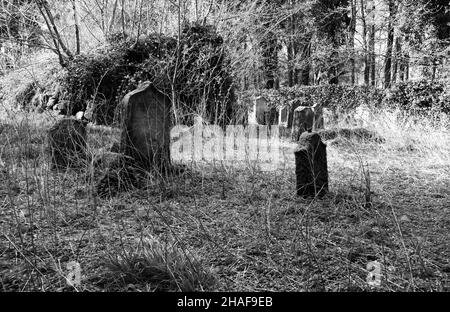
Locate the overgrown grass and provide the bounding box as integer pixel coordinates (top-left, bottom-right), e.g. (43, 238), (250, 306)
(104, 235), (216, 291)
(0, 105), (448, 292)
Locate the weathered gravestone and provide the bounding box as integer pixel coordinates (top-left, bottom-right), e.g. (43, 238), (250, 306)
(249, 96), (279, 126)
(294, 132), (328, 198)
(264, 107), (279, 126)
(255, 96), (269, 125)
(120, 82), (172, 170)
(291, 104), (324, 141)
(47, 118), (87, 169)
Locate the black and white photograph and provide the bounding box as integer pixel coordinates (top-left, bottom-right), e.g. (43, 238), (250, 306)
(0, 0), (448, 296)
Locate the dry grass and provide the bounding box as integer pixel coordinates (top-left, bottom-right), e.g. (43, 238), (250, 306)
(0, 104), (449, 292)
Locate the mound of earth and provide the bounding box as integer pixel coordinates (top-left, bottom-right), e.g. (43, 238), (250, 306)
(318, 127), (385, 143)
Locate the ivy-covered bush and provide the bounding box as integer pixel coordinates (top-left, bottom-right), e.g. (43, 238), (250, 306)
(58, 49), (130, 124)
(117, 24), (234, 126)
(238, 80), (449, 117)
(238, 85), (384, 112)
(384, 80), (450, 114)
(58, 23), (234, 126)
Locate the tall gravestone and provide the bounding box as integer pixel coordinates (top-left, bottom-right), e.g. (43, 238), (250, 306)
(120, 82), (172, 170)
(294, 132), (328, 198)
(47, 118), (87, 169)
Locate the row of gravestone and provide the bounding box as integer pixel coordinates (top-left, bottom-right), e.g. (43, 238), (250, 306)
(48, 82), (328, 198)
(248, 96), (326, 141)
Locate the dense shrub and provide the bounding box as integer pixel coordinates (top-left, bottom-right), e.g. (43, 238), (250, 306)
(58, 51), (128, 124)
(238, 80), (449, 116)
(58, 23), (234, 126)
(117, 24), (234, 126)
(238, 85), (384, 112)
(384, 80), (450, 114)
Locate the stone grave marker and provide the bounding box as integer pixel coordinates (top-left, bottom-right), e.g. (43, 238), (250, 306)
(120, 82), (172, 170)
(47, 118), (87, 169)
(294, 132), (328, 198)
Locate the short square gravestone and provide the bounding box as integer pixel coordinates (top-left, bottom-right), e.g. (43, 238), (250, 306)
(47, 118), (87, 169)
(294, 132), (329, 198)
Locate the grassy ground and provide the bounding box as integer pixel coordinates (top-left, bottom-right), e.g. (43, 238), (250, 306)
(0, 106), (449, 292)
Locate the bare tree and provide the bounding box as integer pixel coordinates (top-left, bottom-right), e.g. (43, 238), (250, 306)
(368, 0), (376, 86)
(349, 0), (356, 85)
(108, 0), (119, 36)
(383, 0), (395, 88)
(360, 0), (369, 85)
(33, 0), (76, 66)
(71, 0), (80, 54)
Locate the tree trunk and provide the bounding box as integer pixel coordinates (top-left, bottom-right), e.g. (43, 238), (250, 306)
(261, 30), (278, 125)
(107, 0), (119, 36)
(35, 1), (65, 66)
(369, 0), (376, 86)
(136, 0), (144, 40)
(131, 0), (138, 36)
(261, 32), (278, 89)
(293, 40), (300, 85)
(121, 0), (125, 36)
(384, 0), (395, 88)
(350, 0), (356, 85)
(392, 36), (401, 83)
(370, 25), (376, 86)
(405, 53), (409, 81)
(287, 40), (294, 87)
(287, 9), (296, 87)
(360, 0), (369, 85)
(399, 55), (405, 81)
(71, 0), (80, 55)
(300, 38), (311, 85)
(369, 25), (375, 86)
(328, 51), (339, 85)
(37, 0), (73, 59)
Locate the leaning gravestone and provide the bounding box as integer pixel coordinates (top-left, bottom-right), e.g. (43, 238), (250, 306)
(294, 132), (328, 198)
(47, 118), (87, 169)
(120, 82), (172, 170)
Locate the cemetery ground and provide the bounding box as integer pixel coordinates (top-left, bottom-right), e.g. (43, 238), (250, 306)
(0, 108), (449, 292)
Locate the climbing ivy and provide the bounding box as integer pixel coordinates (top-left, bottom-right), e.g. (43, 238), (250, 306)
(238, 81), (449, 115)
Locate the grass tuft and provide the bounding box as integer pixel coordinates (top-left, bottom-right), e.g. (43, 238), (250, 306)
(104, 236), (216, 291)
